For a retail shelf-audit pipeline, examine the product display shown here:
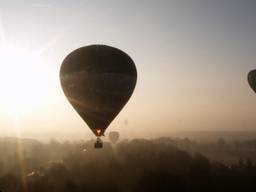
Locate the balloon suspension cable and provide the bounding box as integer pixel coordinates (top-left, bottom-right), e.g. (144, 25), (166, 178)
(97, 137), (101, 141)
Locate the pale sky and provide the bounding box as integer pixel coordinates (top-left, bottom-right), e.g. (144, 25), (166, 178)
(0, 0), (256, 141)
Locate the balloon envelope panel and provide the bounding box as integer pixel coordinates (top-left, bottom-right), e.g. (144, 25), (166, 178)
(248, 69), (256, 93)
(60, 45), (137, 136)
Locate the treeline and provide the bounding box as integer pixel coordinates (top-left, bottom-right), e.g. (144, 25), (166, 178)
(0, 137), (256, 192)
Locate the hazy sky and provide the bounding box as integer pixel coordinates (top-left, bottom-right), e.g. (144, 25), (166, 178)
(0, 0), (256, 140)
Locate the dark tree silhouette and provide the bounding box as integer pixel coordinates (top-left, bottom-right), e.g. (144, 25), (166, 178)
(0, 137), (256, 192)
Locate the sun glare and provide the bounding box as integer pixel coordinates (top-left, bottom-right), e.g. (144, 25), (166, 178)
(0, 44), (55, 117)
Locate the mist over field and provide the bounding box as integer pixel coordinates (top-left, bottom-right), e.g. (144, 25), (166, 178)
(0, 135), (256, 192)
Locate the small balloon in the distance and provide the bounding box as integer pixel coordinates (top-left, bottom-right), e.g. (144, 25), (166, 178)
(108, 131), (120, 144)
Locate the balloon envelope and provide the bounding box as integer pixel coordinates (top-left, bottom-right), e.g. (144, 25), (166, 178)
(60, 45), (137, 136)
(248, 69), (256, 93)
(109, 131), (120, 144)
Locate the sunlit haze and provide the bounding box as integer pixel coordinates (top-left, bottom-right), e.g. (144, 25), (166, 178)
(0, 0), (256, 141)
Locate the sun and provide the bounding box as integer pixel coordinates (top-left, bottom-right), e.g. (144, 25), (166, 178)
(0, 44), (55, 117)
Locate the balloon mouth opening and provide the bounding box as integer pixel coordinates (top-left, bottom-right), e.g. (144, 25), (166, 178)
(94, 128), (104, 136)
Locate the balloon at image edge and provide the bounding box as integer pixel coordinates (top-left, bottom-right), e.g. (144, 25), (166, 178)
(59, 45), (137, 139)
(248, 69), (256, 93)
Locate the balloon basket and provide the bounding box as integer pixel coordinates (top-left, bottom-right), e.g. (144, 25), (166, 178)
(94, 137), (103, 148)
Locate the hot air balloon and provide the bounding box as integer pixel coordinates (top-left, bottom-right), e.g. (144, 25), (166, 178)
(248, 69), (256, 93)
(60, 45), (137, 148)
(109, 131), (120, 144)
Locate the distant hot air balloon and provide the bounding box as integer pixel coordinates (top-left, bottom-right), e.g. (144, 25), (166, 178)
(60, 45), (137, 148)
(248, 69), (256, 93)
(109, 131), (120, 144)
(124, 119), (128, 126)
